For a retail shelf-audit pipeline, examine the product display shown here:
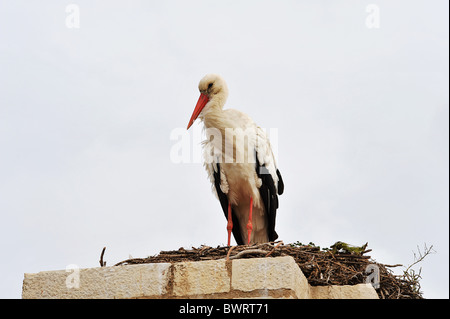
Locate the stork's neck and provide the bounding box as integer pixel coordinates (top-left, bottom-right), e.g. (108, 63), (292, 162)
(201, 104), (225, 129)
(200, 95), (230, 130)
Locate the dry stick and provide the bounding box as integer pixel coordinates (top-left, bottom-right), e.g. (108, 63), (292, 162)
(99, 247), (106, 267)
(226, 245), (237, 261)
(228, 249), (268, 260)
(114, 258), (139, 266)
(265, 241), (284, 257)
(384, 264), (403, 268)
(199, 246), (211, 255)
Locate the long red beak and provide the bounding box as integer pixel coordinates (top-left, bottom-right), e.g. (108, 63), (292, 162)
(187, 93), (209, 129)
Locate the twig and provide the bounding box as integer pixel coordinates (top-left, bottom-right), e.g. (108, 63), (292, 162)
(404, 244), (435, 275)
(99, 247), (106, 267)
(265, 241), (284, 257)
(228, 249), (268, 260)
(226, 246), (237, 261)
(385, 264), (403, 268)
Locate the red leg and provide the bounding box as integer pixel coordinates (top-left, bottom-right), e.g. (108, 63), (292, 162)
(227, 203), (233, 246)
(246, 197), (253, 245)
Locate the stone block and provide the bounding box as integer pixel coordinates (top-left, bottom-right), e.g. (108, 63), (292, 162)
(310, 283), (379, 299)
(172, 259), (231, 297)
(231, 256), (310, 298)
(22, 263), (171, 299)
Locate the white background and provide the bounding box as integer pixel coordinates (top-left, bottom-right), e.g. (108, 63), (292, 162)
(0, 0), (448, 298)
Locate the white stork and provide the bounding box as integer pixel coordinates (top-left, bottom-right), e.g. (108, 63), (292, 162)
(187, 74), (284, 245)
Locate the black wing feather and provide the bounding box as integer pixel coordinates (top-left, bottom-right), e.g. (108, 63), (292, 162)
(256, 154), (283, 242)
(276, 169), (284, 195)
(213, 163), (245, 245)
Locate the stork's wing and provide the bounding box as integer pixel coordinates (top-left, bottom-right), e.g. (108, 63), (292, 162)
(212, 162), (245, 245)
(255, 127), (284, 241)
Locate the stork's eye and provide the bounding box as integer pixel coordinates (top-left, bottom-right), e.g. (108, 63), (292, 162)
(208, 82), (213, 89)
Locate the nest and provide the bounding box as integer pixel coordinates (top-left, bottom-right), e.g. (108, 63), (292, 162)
(112, 242), (424, 299)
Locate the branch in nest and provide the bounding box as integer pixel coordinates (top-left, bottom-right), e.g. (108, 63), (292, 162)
(385, 264), (403, 268)
(265, 241), (284, 257)
(227, 249), (268, 260)
(405, 243), (435, 274)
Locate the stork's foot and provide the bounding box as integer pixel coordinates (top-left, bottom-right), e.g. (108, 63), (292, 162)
(246, 198), (253, 245)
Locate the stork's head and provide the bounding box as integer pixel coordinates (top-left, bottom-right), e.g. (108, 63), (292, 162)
(187, 74), (229, 129)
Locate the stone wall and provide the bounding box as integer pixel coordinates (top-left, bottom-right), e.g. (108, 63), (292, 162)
(22, 256), (378, 299)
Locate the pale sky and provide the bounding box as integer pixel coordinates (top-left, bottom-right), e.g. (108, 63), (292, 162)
(0, 0), (448, 298)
